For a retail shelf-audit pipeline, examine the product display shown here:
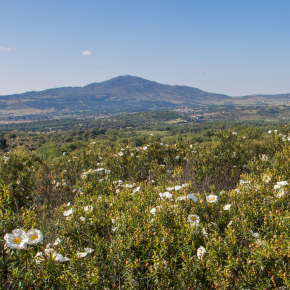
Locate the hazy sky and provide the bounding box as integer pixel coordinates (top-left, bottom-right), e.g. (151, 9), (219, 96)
(1, 0), (290, 96)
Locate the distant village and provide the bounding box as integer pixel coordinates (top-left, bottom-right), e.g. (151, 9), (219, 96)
(173, 107), (228, 119)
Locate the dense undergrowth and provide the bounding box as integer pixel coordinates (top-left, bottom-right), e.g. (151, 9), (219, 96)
(1, 127), (290, 289)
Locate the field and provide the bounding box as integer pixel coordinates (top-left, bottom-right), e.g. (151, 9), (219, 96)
(1, 122), (290, 289)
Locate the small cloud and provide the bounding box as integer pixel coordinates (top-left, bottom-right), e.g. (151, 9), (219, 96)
(199, 70), (206, 75)
(82, 50), (92, 55)
(0, 47), (16, 52)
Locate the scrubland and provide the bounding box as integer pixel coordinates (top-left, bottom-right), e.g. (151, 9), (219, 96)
(1, 127), (290, 289)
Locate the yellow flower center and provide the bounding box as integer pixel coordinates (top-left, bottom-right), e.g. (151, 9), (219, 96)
(192, 217), (196, 221)
(210, 197), (215, 201)
(31, 234), (38, 240)
(14, 237), (21, 244)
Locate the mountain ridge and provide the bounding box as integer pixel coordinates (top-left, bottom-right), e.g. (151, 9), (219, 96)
(0, 75), (289, 117)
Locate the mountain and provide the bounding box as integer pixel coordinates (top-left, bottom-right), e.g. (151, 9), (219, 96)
(0, 75), (289, 117)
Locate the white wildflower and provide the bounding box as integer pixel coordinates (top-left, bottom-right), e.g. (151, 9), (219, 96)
(277, 181), (288, 186)
(84, 206), (94, 212)
(63, 208), (73, 217)
(176, 196), (187, 201)
(84, 247), (94, 253)
(159, 192), (173, 199)
(206, 194), (218, 203)
(223, 204), (231, 210)
(4, 229), (28, 249)
(197, 246), (206, 260)
(53, 238), (61, 246)
(188, 215), (200, 227)
(26, 229), (43, 245)
(34, 252), (44, 264)
(187, 194), (197, 202)
(277, 189), (285, 198)
(150, 208), (157, 215)
(262, 154), (269, 161)
(55, 254), (70, 262)
(263, 175), (271, 183)
(132, 187), (140, 194)
(202, 228), (208, 239)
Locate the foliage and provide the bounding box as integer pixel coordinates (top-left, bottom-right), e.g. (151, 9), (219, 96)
(1, 128), (290, 288)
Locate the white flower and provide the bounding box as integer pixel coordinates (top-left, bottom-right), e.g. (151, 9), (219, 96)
(63, 208), (73, 216)
(34, 252), (44, 264)
(77, 252), (88, 258)
(227, 220), (232, 227)
(175, 156), (180, 160)
(262, 154), (268, 161)
(132, 187), (140, 194)
(66, 202), (71, 206)
(274, 184), (281, 190)
(277, 189), (285, 198)
(80, 217), (85, 222)
(263, 175), (271, 183)
(55, 254), (70, 262)
(166, 187), (174, 191)
(84, 206), (94, 212)
(255, 239), (266, 246)
(53, 238), (61, 246)
(234, 189), (240, 193)
(197, 246), (206, 260)
(202, 228), (208, 239)
(44, 248), (55, 255)
(187, 194), (197, 202)
(143, 146), (148, 151)
(277, 181), (288, 186)
(268, 130), (272, 134)
(4, 229), (28, 249)
(240, 180), (250, 186)
(188, 215), (200, 227)
(126, 184), (134, 188)
(250, 231), (259, 239)
(84, 247), (94, 253)
(26, 229), (43, 245)
(232, 132), (237, 135)
(274, 130), (278, 133)
(206, 195), (218, 203)
(175, 185), (182, 191)
(159, 192), (173, 199)
(223, 204), (231, 210)
(118, 152), (123, 156)
(176, 196), (187, 201)
(150, 208), (157, 215)
(182, 183), (189, 187)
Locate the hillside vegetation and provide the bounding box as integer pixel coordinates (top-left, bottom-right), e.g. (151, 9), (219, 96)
(1, 76), (290, 118)
(2, 124), (290, 288)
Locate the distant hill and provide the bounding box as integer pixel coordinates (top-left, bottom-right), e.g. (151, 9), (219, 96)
(0, 75), (290, 117)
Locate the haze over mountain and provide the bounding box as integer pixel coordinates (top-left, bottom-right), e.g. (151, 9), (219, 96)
(1, 75), (290, 117)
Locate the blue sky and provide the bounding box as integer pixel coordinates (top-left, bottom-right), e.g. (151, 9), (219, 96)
(1, 0), (290, 96)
